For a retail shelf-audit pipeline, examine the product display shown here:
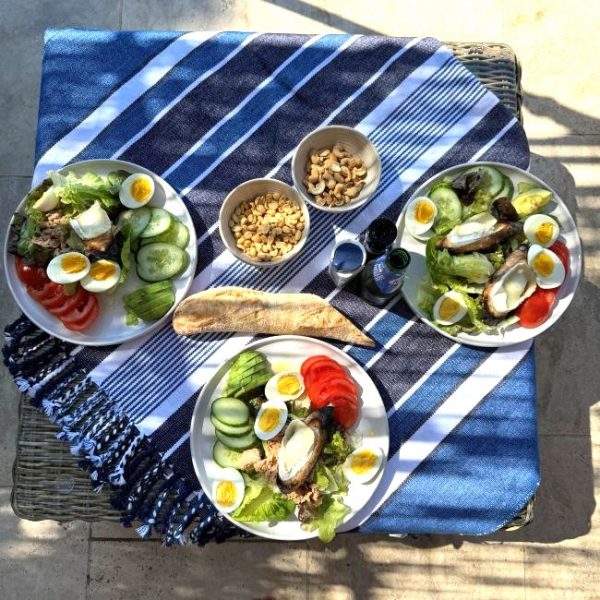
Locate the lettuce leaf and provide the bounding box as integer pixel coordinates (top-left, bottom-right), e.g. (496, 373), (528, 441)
(461, 188), (494, 219)
(322, 431), (352, 466)
(49, 170), (120, 215)
(302, 496), (350, 543)
(16, 209), (44, 257)
(232, 474), (295, 523)
(426, 236), (493, 285)
(119, 225), (132, 285)
(315, 463), (348, 495)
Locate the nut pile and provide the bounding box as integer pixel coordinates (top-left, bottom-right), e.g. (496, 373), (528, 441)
(228, 192), (305, 262)
(303, 143), (367, 207)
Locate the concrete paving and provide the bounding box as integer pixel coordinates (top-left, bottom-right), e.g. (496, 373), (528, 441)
(0, 1), (598, 598)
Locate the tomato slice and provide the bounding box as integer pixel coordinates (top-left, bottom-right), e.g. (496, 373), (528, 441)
(329, 396), (359, 429)
(61, 294), (99, 331)
(309, 376), (357, 407)
(305, 367), (348, 395)
(516, 287), (557, 328)
(16, 257), (48, 289)
(301, 355), (338, 378)
(29, 281), (62, 303)
(41, 286), (68, 309)
(550, 239), (569, 273)
(48, 286), (87, 317)
(305, 360), (346, 384)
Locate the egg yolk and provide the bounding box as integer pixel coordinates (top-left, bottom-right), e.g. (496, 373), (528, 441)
(130, 177), (152, 202)
(535, 222), (554, 245)
(61, 254), (87, 273)
(350, 450), (378, 475)
(258, 407), (281, 432)
(438, 296), (461, 321)
(415, 200), (435, 224)
(89, 261), (117, 281)
(277, 375), (301, 396)
(215, 481), (237, 508)
(532, 252), (555, 277)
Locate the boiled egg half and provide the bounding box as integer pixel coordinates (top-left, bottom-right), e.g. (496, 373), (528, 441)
(81, 260), (121, 293)
(523, 214), (560, 247)
(211, 467), (245, 513)
(46, 252), (90, 284)
(254, 399), (288, 441)
(432, 291), (468, 326)
(264, 372), (305, 403)
(527, 244), (565, 289)
(404, 197), (437, 238)
(343, 445), (384, 484)
(119, 173), (155, 209)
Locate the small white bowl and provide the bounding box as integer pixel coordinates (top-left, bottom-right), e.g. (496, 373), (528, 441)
(291, 125), (381, 213)
(219, 178), (310, 268)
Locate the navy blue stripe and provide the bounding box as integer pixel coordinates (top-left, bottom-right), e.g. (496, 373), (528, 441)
(168, 440), (199, 487)
(119, 33), (317, 175)
(71, 32), (249, 163)
(37, 29), (182, 161)
(151, 393), (197, 451)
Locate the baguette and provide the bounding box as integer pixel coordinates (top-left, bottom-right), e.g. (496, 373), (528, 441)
(172, 286), (374, 347)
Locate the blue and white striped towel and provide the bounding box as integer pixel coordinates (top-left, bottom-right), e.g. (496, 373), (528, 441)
(8, 29), (539, 541)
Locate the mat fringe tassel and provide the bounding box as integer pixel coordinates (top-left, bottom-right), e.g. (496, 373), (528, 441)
(3, 315), (248, 546)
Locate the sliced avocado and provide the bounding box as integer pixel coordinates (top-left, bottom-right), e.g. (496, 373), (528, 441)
(517, 181), (540, 194)
(232, 371), (272, 399)
(225, 350), (271, 397)
(511, 188), (553, 217)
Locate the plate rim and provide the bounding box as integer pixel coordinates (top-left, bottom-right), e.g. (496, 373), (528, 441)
(397, 160), (583, 348)
(189, 334), (390, 541)
(3, 158), (198, 347)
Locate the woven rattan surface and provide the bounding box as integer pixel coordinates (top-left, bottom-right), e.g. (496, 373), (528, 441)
(10, 41), (530, 528)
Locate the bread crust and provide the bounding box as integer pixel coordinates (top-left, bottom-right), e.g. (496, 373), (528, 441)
(172, 287), (374, 347)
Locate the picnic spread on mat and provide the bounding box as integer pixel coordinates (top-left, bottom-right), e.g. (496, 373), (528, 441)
(2, 29), (582, 544)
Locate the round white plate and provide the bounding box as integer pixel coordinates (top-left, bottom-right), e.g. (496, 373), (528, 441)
(396, 161), (582, 347)
(190, 335), (390, 541)
(3, 159), (197, 346)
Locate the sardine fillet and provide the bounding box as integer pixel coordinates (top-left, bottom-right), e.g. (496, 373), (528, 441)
(172, 287), (374, 347)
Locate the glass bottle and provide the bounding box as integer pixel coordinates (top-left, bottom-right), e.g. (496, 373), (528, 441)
(362, 217), (398, 258)
(360, 247), (411, 306)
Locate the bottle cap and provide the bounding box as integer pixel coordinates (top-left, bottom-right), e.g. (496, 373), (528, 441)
(386, 248), (411, 272)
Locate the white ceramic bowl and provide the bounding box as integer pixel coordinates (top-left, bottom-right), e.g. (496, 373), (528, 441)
(218, 178), (310, 268)
(291, 125), (381, 212)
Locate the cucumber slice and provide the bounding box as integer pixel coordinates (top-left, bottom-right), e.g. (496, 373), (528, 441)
(495, 175), (515, 200)
(210, 414), (252, 436)
(118, 207), (152, 240)
(141, 220), (190, 249)
(211, 397), (250, 426)
(136, 243), (186, 282)
(215, 428), (258, 451)
(213, 441), (245, 469)
(140, 208), (173, 239)
(465, 166), (504, 197)
(429, 186), (462, 235)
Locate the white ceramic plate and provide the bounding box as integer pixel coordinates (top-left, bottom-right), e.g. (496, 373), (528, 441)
(3, 159), (197, 346)
(190, 335), (390, 541)
(396, 161), (582, 347)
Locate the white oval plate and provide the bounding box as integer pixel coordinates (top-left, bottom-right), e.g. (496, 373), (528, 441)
(396, 161), (582, 347)
(3, 159), (197, 346)
(190, 335), (390, 541)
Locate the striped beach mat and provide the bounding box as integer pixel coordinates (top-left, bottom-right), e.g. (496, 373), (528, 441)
(4, 29), (539, 543)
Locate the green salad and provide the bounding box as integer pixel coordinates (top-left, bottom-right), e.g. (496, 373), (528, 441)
(208, 350), (384, 543)
(403, 165), (568, 336)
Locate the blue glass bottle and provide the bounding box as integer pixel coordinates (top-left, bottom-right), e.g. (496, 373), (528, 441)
(360, 247), (411, 306)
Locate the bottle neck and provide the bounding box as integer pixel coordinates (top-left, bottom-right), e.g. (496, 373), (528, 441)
(384, 248), (410, 273)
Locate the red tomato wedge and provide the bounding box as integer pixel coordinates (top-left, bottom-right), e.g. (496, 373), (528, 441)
(550, 239), (569, 273)
(329, 395), (359, 429)
(61, 294), (99, 331)
(516, 287), (558, 328)
(15, 257), (48, 289)
(48, 286), (87, 317)
(300, 355), (336, 378)
(41, 286), (68, 310)
(305, 366), (347, 393)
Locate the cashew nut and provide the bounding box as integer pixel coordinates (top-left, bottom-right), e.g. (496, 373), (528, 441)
(307, 180), (326, 195)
